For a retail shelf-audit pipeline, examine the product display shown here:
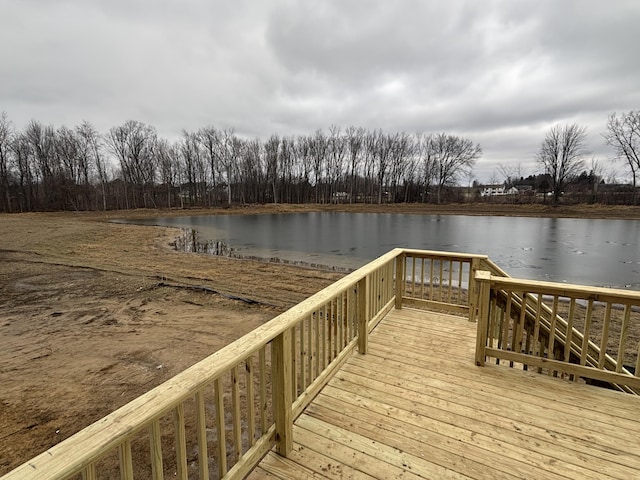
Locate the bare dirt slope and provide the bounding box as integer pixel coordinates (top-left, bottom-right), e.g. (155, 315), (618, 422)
(1, 202), (638, 474)
(0, 208), (343, 474)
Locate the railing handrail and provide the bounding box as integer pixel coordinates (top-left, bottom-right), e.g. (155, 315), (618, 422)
(485, 274), (640, 303)
(399, 248), (488, 262)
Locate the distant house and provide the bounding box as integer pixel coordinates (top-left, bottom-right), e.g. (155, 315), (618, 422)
(481, 184), (519, 196)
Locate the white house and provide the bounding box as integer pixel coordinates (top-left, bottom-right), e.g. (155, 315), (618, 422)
(481, 184), (519, 196)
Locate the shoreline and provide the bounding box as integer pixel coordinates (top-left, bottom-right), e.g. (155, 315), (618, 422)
(25, 202), (638, 222)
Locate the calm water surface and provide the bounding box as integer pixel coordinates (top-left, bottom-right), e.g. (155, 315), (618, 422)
(123, 213), (640, 290)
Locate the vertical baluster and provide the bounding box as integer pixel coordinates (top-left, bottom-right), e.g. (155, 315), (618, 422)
(580, 300), (594, 366)
(231, 366), (242, 462)
(429, 259), (434, 300)
(564, 299), (576, 380)
(411, 256), (416, 297)
(438, 260), (444, 302)
(487, 297), (500, 348)
(337, 294), (343, 352)
(501, 294), (512, 353)
(457, 261), (463, 304)
(322, 303), (328, 369)
(214, 377), (227, 478)
(300, 318), (307, 390)
(194, 390), (210, 479)
(350, 284), (355, 339)
(259, 349), (267, 434)
(403, 255), (408, 298)
(314, 311), (320, 379)
(547, 296), (559, 376)
(492, 295), (502, 361)
(325, 302), (331, 364)
(617, 305), (632, 373)
(448, 259), (453, 302)
(532, 294), (543, 374)
(373, 267), (378, 313)
(82, 464), (97, 480)
(635, 343), (640, 377)
(246, 357), (256, 446)
(149, 420), (163, 480)
(174, 404), (188, 480)
(420, 258), (425, 300)
(504, 293), (514, 367)
(307, 315), (313, 382)
(516, 293), (527, 354)
(332, 298), (338, 359)
(291, 325), (297, 397)
(344, 291), (349, 347)
(598, 303), (613, 369)
(119, 439), (134, 480)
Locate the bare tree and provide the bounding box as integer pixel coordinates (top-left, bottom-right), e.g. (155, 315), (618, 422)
(12, 132), (36, 211)
(0, 112), (14, 212)
(106, 120), (157, 208)
(198, 126), (218, 206)
(76, 121), (107, 210)
(497, 163), (527, 186)
(180, 131), (202, 206)
(309, 129), (328, 203)
(345, 126), (364, 203)
(388, 132), (411, 202)
(374, 131), (393, 204)
(431, 133), (482, 204)
(326, 125), (346, 202)
(604, 111), (640, 204)
(537, 123), (587, 205)
(25, 121), (60, 209)
(216, 128), (239, 205)
(265, 135), (280, 203)
(414, 133), (435, 203)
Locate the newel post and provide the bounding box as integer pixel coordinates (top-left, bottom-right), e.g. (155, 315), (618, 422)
(394, 254), (405, 310)
(474, 270), (492, 367)
(357, 276), (370, 354)
(272, 329), (293, 456)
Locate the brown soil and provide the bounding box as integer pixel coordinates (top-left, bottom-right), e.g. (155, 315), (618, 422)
(1, 202), (639, 474)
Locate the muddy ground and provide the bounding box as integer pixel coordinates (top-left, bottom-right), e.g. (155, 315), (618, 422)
(1, 202), (639, 474)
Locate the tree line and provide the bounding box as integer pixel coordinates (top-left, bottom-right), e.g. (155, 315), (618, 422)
(0, 110), (638, 212)
(534, 111), (640, 205)
(0, 114), (481, 212)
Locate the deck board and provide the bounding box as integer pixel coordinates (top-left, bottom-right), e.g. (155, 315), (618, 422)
(249, 308), (640, 480)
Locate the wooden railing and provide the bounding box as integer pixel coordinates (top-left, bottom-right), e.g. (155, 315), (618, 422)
(395, 249), (486, 321)
(2, 249), (402, 480)
(13, 247), (628, 480)
(2, 248), (488, 480)
(475, 271), (640, 393)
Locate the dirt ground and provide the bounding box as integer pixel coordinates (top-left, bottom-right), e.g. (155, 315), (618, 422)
(1, 202), (639, 475)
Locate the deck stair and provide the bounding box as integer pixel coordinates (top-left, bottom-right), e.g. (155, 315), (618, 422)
(477, 259), (640, 394)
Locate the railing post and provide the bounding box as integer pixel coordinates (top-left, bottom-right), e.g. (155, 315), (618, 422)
(468, 258), (480, 322)
(395, 254), (405, 309)
(357, 276), (370, 354)
(475, 270), (491, 367)
(272, 328), (293, 456)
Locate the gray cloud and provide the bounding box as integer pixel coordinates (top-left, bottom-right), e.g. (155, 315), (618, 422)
(1, 0), (638, 181)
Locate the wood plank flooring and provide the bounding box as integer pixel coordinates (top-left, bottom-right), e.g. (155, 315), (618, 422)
(249, 308), (640, 479)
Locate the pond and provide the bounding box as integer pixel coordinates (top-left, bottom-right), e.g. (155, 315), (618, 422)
(119, 212), (640, 290)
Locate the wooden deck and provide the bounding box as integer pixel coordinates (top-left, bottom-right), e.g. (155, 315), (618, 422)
(249, 308), (640, 480)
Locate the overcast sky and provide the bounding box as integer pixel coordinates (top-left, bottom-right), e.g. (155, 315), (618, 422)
(1, 0), (639, 182)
